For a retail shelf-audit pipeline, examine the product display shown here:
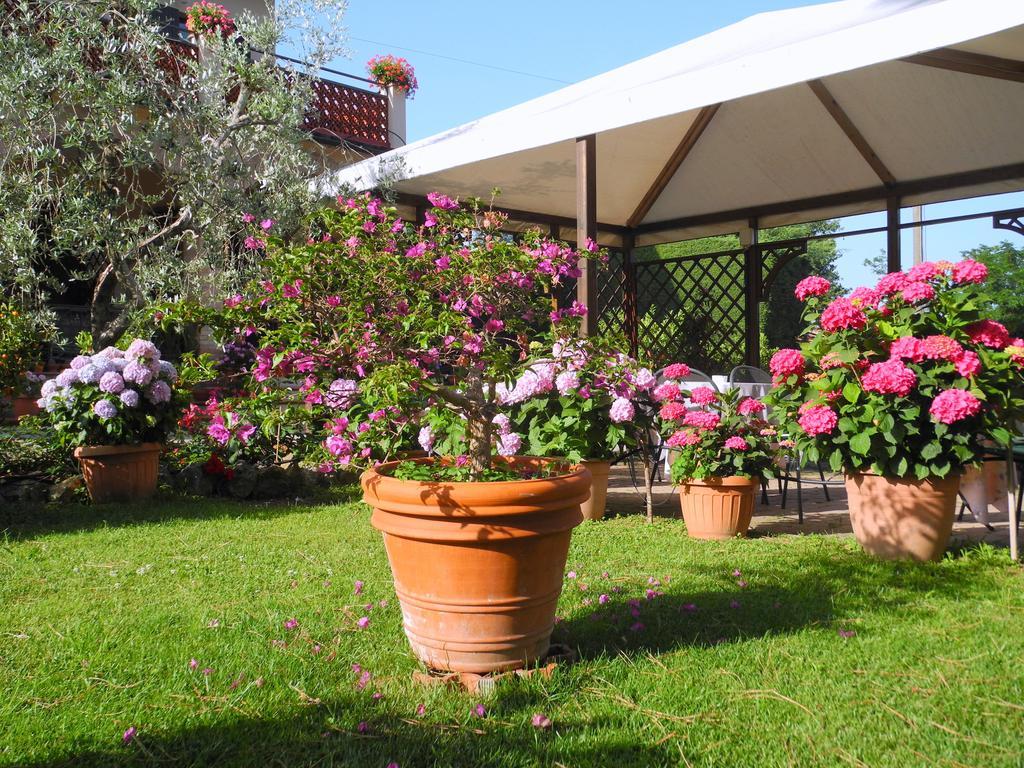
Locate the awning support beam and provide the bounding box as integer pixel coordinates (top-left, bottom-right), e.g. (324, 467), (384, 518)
(807, 79), (896, 186)
(635, 161), (1024, 236)
(577, 134), (598, 336)
(887, 196), (902, 273)
(901, 47), (1024, 84)
(626, 104), (720, 228)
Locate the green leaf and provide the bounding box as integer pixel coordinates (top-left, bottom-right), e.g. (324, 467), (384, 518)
(920, 442), (941, 461)
(849, 431), (871, 455)
(842, 382), (861, 404)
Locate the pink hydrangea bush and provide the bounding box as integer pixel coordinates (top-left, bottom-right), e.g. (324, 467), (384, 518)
(39, 340), (182, 448)
(766, 263), (1024, 480)
(162, 194), (600, 480)
(655, 365), (777, 482)
(504, 335), (657, 461)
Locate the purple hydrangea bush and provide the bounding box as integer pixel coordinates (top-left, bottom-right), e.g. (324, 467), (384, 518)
(39, 340), (182, 448)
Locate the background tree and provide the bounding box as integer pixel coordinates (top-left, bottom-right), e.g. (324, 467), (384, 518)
(0, 0), (348, 348)
(960, 240), (1024, 337)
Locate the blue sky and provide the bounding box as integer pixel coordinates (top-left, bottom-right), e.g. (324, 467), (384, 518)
(329, 0), (1024, 290)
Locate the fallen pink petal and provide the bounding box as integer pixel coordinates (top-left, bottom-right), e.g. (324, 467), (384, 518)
(531, 713), (552, 730)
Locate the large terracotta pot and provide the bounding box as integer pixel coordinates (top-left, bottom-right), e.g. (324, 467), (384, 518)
(74, 443), (162, 503)
(579, 459), (609, 521)
(361, 457), (590, 673)
(678, 475), (759, 540)
(845, 472), (960, 562)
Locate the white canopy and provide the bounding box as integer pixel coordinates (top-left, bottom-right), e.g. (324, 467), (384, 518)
(319, 0), (1024, 247)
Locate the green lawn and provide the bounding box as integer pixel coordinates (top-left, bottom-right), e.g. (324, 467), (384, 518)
(2, 492), (1023, 767)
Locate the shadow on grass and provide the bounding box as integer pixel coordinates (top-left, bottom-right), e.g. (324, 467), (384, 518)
(0, 485), (364, 541)
(13, 704), (666, 768)
(554, 542), (999, 660)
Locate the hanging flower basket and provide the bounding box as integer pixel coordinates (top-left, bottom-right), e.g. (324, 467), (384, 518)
(366, 55), (418, 97)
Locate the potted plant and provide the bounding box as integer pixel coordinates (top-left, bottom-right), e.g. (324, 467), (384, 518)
(37, 340), (182, 503)
(366, 54), (418, 98)
(507, 335), (655, 520)
(184, 1), (236, 40)
(173, 193), (599, 673)
(656, 367), (777, 539)
(0, 302), (56, 423)
(767, 265), (1024, 561)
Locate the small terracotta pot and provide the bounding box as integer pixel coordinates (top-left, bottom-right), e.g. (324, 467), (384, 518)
(74, 443), (162, 503)
(845, 472), (960, 562)
(579, 459), (609, 521)
(12, 395), (39, 421)
(361, 457), (590, 673)
(678, 475), (759, 540)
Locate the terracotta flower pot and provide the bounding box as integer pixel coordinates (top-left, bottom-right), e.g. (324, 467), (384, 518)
(678, 475), (759, 540)
(361, 457), (590, 673)
(12, 395), (39, 421)
(579, 459), (609, 521)
(845, 472), (960, 562)
(74, 443), (162, 503)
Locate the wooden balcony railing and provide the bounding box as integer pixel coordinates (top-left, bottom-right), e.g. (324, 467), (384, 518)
(163, 39), (390, 150)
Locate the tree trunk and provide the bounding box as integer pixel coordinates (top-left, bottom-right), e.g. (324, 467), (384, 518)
(464, 369), (493, 479)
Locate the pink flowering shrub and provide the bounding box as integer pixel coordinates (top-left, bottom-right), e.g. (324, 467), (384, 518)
(655, 365), (777, 482)
(162, 193), (600, 479)
(767, 260), (1024, 479)
(505, 336), (656, 461)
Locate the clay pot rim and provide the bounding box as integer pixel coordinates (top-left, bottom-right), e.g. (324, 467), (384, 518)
(678, 474), (762, 488)
(844, 470), (961, 485)
(366, 456), (586, 489)
(74, 442), (162, 459)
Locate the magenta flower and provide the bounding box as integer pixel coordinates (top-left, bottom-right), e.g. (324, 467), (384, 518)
(260, 219), (274, 231)
(284, 618), (299, 630)
(951, 259), (987, 284)
(966, 319), (1010, 349)
(663, 363), (691, 379)
(473, 703), (487, 717)
(794, 275), (831, 300)
(689, 386), (718, 406)
(122, 726), (137, 744)
(598, 594), (609, 605)
(357, 721), (370, 734)
(531, 713), (553, 730)
(900, 281), (935, 303)
(416, 703), (426, 716)
(930, 389), (982, 424)
(876, 271), (908, 295)
(189, 658), (199, 670)
(838, 629), (856, 639)
(861, 359), (917, 397)
(724, 436), (749, 451)
(797, 405), (838, 436)
(357, 616), (370, 629)
(769, 349), (805, 380)
(820, 298), (868, 332)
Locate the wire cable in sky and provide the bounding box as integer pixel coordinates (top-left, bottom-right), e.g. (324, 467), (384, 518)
(349, 36), (572, 85)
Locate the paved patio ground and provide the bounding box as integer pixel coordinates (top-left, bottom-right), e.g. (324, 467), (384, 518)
(603, 465), (1019, 551)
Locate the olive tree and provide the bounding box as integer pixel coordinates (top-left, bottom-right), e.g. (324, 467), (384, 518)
(0, 0), (351, 346)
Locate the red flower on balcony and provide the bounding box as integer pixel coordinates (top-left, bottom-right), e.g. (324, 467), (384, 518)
(185, 1), (236, 39)
(367, 54), (418, 98)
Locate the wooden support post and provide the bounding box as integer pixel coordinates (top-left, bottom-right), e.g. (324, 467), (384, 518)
(742, 219), (761, 368)
(622, 231), (638, 358)
(576, 134), (598, 336)
(886, 196), (902, 273)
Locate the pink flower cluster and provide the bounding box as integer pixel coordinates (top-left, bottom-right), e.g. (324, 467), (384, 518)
(798, 405), (837, 436)
(794, 276), (831, 301)
(929, 389), (981, 424)
(769, 349), (805, 381)
(861, 359), (917, 397)
(819, 298), (868, 332)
